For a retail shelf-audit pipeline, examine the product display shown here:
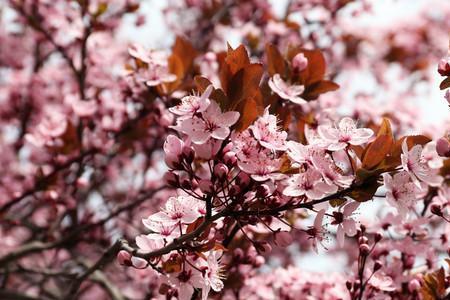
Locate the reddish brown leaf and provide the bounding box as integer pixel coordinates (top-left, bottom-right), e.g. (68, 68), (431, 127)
(265, 43), (286, 76)
(440, 77), (450, 90)
(362, 118), (394, 169)
(303, 80), (339, 100)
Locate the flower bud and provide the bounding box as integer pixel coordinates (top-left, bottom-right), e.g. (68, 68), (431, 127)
(358, 236), (368, 245)
(182, 146), (195, 164)
(292, 53), (308, 72)
(438, 57), (450, 76)
(163, 172), (178, 187)
(236, 172), (251, 188)
(431, 204), (443, 217)
(222, 142), (233, 154)
(359, 243), (370, 256)
(374, 232), (383, 243)
(198, 179), (213, 194)
(254, 255), (265, 267)
(214, 163), (228, 179)
(131, 256), (148, 269)
(234, 248), (244, 260)
(117, 250), (132, 266)
(256, 184), (270, 198)
(436, 137), (450, 157)
(223, 151), (237, 166)
(373, 260), (382, 271)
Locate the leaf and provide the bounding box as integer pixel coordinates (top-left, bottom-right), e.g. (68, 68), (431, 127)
(225, 44), (250, 75)
(171, 36), (197, 73)
(227, 63), (264, 107)
(162, 256), (182, 273)
(265, 43), (286, 76)
(233, 97), (264, 132)
(303, 80), (339, 100)
(194, 76), (212, 93)
(362, 118), (394, 169)
(421, 267), (447, 300)
(440, 77), (450, 90)
(297, 49), (326, 85)
(330, 198), (347, 207)
(347, 177), (381, 202)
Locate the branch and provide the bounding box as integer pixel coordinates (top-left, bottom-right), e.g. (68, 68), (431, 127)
(66, 241), (123, 299)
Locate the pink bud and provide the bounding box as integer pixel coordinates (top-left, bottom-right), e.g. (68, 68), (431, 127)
(198, 179), (213, 194)
(438, 57), (450, 76)
(163, 172), (179, 187)
(445, 90), (450, 105)
(436, 137), (450, 157)
(223, 151), (237, 166)
(131, 256), (148, 269)
(182, 146), (195, 164)
(292, 53), (308, 72)
(358, 236), (368, 244)
(359, 243), (370, 255)
(214, 163), (228, 179)
(274, 231), (293, 247)
(117, 250), (132, 266)
(236, 172), (251, 187)
(254, 255), (265, 267)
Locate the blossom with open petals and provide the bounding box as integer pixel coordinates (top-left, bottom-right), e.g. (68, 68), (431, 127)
(268, 74), (306, 104)
(318, 117), (373, 151)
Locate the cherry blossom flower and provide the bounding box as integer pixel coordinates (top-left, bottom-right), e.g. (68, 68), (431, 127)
(310, 151), (354, 188)
(317, 117), (373, 151)
(383, 171), (420, 217)
(332, 201), (359, 247)
(306, 209), (327, 252)
(401, 139), (443, 188)
(268, 74), (306, 104)
(168, 268), (204, 300)
(249, 107), (287, 151)
(169, 85), (212, 118)
(368, 273), (396, 292)
(283, 168), (337, 199)
(164, 135), (184, 169)
(144, 196), (203, 226)
(201, 251), (225, 300)
(173, 101), (240, 144)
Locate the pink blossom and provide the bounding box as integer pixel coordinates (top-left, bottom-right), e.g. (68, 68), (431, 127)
(283, 168), (338, 199)
(383, 171), (420, 217)
(169, 85), (212, 118)
(173, 101), (240, 144)
(249, 107), (287, 151)
(368, 273), (396, 292)
(333, 201), (359, 247)
(306, 209), (327, 252)
(164, 135), (184, 169)
(201, 251), (225, 300)
(144, 196), (203, 226)
(268, 74), (306, 104)
(401, 139), (443, 187)
(310, 151), (354, 188)
(318, 117), (373, 151)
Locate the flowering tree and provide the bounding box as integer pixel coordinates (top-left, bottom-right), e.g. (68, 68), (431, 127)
(0, 0), (450, 299)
